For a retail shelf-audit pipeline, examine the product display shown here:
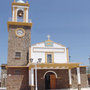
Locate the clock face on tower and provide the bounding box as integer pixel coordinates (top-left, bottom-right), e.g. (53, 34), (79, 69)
(15, 28), (25, 37)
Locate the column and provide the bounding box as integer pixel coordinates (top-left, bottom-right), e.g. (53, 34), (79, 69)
(29, 70), (31, 85)
(31, 68), (34, 86)
(31, 68), (34, 90)
(77, 67), (81, 90)
(12, 7), (14, 21)
(69, 69), (72, 88)
(24, 8), (27, 22)
(14, 7), (17, 22)
(26, 8), (29, 22)
(66, 48), (69, 63)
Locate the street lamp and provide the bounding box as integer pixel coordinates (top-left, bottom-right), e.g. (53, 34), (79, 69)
(30, 58), (33, 63)
(88, 56), (90, 65)
(88, 57), (90, 75)
(38, 58), (42, 63)
(30, 58), (42, 90)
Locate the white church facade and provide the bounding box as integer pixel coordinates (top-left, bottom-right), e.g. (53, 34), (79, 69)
(27, 38), (88, 90)
(30, 38), (69, 64)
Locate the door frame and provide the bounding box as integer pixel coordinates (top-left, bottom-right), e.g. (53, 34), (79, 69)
(44, 71), (57, 89)
(43, 71), (57, 79)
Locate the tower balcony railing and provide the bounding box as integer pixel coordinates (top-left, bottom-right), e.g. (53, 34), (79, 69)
(8, 17), (32, 23)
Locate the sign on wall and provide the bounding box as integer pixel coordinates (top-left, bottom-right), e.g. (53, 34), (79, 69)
(45, 41), (53, 47)
(33, 47), (65, 53)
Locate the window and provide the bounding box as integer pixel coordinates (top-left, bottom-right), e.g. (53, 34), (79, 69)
(15, 52), (21, 59)
(45, 52), (54, 63)
(15, 70), (21, 75)
(47, 54), (52, 63)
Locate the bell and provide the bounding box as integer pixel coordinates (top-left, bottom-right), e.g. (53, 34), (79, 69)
(17, 10), (23, 17)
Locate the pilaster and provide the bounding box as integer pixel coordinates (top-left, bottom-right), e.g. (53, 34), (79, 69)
(77, 67), (81, 90)
(68, 69), (72, 88)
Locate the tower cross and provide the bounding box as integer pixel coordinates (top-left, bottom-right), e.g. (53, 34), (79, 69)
(47, 35), (50, 40)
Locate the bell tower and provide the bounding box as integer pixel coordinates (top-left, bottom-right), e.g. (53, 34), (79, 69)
(12, 0), (29, 22)
(7, 0), (32, 66)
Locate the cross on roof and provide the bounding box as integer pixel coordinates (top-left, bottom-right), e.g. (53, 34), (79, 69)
(47, 35), (50, 40)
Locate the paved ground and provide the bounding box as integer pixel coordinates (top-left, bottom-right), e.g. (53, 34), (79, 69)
(0, 88), (6, 90)
(61, 88), (90, 90)
(0, 88), (90, 90)
(50, 88), (90, 90)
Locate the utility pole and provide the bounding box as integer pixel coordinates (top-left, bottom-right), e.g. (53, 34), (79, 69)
(68, 47), (71, 62)
(88, 56), (90, 74)
(88, 56), (90, 65)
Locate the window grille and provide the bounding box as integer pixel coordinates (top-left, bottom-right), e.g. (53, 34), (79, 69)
(15, 52), (21, 58)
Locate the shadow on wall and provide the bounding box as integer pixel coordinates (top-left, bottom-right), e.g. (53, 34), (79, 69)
(20, 68), (29, 90)
(7, 67), (29, 90)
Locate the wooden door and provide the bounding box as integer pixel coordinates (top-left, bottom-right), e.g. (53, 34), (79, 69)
(50, 75), (56, 89)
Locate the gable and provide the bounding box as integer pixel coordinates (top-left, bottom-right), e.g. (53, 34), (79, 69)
(30, 40), (68, 63)
(31, 40), (66, 48)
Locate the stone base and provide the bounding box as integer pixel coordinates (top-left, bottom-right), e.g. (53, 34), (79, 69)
(30, 86), (35, 90)
(78, 84), (81, 90)
(69, 84), (72, 88)
(7, 67), (29, 90)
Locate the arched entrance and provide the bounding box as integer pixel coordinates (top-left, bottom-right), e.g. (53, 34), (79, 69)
(45, 72), (56, 89)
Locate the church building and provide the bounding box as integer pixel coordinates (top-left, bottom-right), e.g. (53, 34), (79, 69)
(1, 0), (89, 90)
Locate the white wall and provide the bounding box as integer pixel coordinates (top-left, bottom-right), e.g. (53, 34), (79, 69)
(30, 41), (68, 63)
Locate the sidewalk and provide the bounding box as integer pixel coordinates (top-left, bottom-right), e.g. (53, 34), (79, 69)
(0, 87), (6, 90)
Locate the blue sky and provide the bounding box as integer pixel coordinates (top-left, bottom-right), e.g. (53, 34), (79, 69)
(0, 0), (90, 71)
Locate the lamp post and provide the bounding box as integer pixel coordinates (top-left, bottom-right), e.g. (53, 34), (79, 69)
(88, 56), (90, 65)
(88, 56), (90, 75)
(30, 58), (42, 90)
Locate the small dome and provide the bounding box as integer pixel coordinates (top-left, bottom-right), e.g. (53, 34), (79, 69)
(17, 0), (25, 3)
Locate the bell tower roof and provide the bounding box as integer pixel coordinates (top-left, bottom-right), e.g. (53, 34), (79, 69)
(17, 0), (25, 3)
